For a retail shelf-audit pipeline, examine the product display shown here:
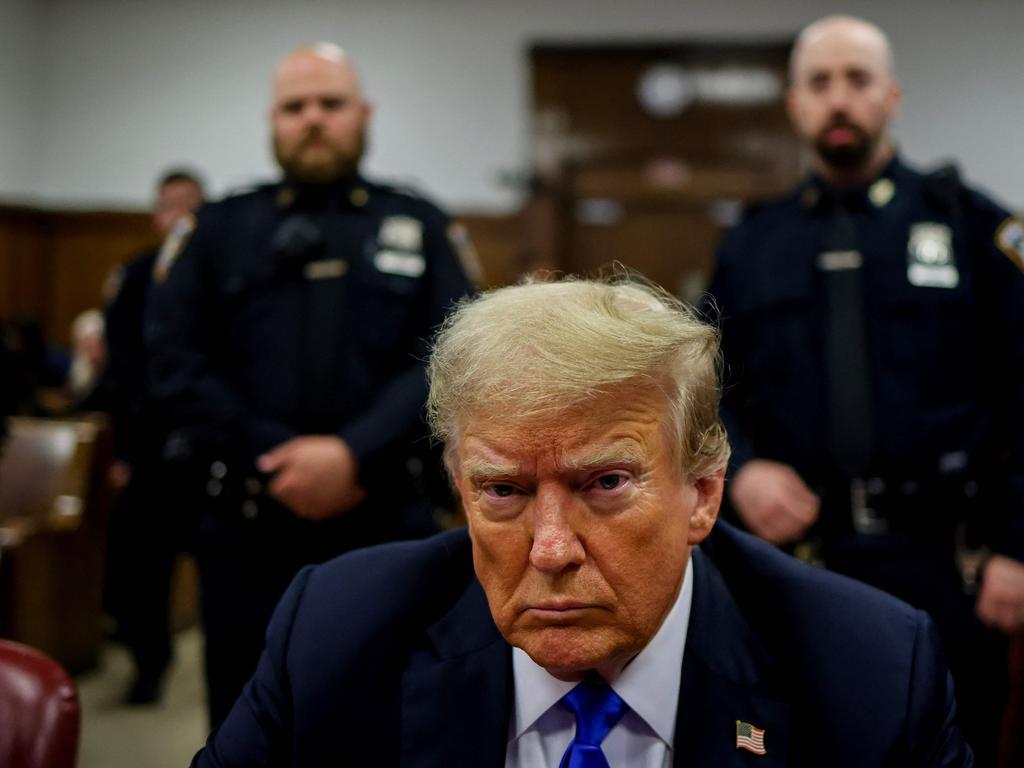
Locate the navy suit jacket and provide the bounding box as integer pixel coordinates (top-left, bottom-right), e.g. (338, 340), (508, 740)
(193, 522), (971, 767)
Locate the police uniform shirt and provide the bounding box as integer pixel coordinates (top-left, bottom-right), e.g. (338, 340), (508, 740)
(707, 156), (1024, 560)
(146, 175), (473, 493)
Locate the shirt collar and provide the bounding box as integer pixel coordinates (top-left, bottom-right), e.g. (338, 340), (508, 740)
(510, 556), (694, 747)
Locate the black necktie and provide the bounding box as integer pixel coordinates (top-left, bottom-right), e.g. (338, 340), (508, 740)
(820, 191), (874, 480)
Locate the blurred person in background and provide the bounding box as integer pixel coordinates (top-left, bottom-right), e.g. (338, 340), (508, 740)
(102, 168), (205, 704)
(67, 308), (109, 409)
(706, 14), (1024, 763)
(147, 44), (474, 725)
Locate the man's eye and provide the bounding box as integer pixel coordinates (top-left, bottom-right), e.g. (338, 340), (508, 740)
(593, 474), (626, 491)
(848, 72), (871, 89)
(321, 97), (345, 111)
(807, 73), (829, 93)
(485, 483), (519, 498)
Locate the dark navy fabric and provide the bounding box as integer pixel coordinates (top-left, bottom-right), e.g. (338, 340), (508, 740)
(708, 158), (1024, 559)
(191, 522), (971, 767)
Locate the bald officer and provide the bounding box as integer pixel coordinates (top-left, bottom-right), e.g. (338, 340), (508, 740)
(707, 15), (1024, 762)
(147, 44), (473, 725)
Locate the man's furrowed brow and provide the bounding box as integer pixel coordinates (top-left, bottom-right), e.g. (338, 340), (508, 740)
(562, 442), (646, 473)
(462, 456), (520, 484)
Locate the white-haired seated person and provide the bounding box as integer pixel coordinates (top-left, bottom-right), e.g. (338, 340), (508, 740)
(193, 275), (971, 767)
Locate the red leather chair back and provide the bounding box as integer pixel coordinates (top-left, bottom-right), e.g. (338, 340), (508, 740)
(0, 640), (80, 768)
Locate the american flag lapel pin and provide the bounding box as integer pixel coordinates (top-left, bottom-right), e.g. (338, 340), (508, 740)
(736, 720), (767, 755)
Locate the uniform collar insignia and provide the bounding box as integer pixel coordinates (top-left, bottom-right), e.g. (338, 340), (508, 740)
(868, 177), (895, 207)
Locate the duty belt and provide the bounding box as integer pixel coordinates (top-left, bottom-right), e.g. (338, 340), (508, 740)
(195, 457), (274, 522)
(821, 475), (973, 537)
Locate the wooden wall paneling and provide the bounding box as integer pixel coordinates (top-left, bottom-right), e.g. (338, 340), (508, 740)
(457, 212), (527, 289)
(47, 211), (154, 347)
(0, 207), (54, 332)
(0, 206), (154, 346)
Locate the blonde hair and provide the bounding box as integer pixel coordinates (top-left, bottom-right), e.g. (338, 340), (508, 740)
(427, 275), (730, 479)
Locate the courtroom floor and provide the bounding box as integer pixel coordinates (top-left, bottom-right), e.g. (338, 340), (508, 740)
(75, 628), (208, 768)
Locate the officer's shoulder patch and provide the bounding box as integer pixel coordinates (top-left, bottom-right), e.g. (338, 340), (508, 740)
(995, 216), (1024, 271)
(377, 178), (422, 198)
(447, 221), (483, 286)
(153, 213), (196, 283)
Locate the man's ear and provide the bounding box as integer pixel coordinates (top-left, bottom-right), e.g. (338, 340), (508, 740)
(687, 469), (724, 545)
(886, 78), (902, 119)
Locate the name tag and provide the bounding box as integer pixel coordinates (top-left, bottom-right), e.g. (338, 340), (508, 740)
(817, 250), (863, 271)
(374, 250), (425, 278)
(303, 259), (348, 280)
(907, 263), (959, 288)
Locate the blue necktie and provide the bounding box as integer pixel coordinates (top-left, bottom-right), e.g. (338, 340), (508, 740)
(558, 680), (628, 768)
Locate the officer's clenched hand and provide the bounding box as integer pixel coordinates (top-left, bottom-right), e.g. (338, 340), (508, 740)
(976, 555), (1024, 635)
(728, 459), (820, 545)
(258, 436), (367, 520)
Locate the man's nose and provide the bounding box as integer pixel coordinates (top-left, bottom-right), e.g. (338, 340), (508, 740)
(826, 82), (853, 113)
(528, 487), (585, 574)
(301, 102), (324, 126)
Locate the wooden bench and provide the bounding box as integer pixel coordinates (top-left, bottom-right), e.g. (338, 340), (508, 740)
(0, 416), (112, 673)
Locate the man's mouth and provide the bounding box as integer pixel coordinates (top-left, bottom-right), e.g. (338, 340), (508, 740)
(525, 601), (596, 620)
(823, 123), (861, 146)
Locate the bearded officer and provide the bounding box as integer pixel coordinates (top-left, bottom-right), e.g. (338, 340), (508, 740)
(706, 15), (1024, 763)
(147, 43), (474, 726)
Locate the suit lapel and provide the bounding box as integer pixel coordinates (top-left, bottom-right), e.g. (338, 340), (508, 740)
(674, 548), (791, 767)
(400, 577), (511, 768)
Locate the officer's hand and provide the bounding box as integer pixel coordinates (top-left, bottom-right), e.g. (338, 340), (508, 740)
(728, 459), (820, 545)
(976, 555), (1024, 635)
(258, 436), (367, 520)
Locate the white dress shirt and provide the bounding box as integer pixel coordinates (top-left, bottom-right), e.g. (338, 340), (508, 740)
(505, 557), (694, 768)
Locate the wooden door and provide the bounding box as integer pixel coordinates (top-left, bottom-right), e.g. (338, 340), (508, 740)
(530, 42), (801, 297)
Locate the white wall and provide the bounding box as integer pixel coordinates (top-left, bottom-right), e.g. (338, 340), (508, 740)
(0, 0), (42, 201)
(10, 0), (1024, 211)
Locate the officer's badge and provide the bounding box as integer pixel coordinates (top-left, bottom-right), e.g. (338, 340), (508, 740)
(303, 259), (348, 280)
(906, 222), (958, 288)
(153, 213), (196, 283)
(448, 221), (483, 286)
(868, 178), (895, 208)
(995, 216), (1024, 271)
(378, 216), (423, 252)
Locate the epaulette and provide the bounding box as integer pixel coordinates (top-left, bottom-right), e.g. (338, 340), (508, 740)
(737, 188), (796, 221)
(372, 177), (432, 202)
(223, 181), (273, 200)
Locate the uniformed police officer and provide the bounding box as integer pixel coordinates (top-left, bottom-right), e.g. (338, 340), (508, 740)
(146, 43), (474, 726)
(706, 15), (1024, 763)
